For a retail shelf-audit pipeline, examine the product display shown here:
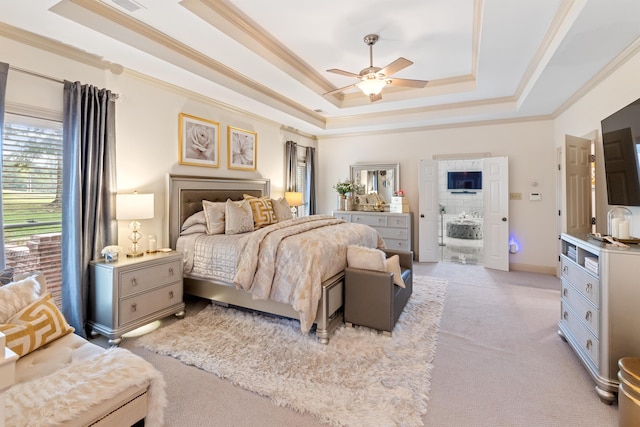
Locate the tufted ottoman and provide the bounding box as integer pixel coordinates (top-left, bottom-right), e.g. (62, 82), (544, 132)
(446, 221), (483, 239)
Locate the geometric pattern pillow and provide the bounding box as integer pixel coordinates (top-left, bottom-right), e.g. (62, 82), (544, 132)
(271, 197), (293, 222)
(0, 293), (74, 357)
(243, 194), (277, 229)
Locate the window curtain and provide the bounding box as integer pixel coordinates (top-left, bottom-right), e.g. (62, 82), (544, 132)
(305, 146), (316, 215)
(0, 62), (8, 269)
(285, 140), (297, 192)
(62, 81), (117, 337)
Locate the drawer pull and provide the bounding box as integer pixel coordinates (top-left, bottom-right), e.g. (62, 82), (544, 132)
(562, 265), (568, 275)
(378, 218), (383, 223)
(563, 288), (568, 297)
(169, 290), (174, 299)
(169, 267), (174, 276)
(585, 311), (592, 322)
(586, 339), (592, 350)
(563, 311), (568, 321)
(585, 283), (592, 294)
(131, 278), (138, 286)
(131, 302), (137, 313)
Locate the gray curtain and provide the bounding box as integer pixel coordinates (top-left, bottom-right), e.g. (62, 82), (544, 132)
(62, 81), (117, 337)
(305, 146), (316, 215)
(0, 63), (8, 269)
(285, 140), (297, 192)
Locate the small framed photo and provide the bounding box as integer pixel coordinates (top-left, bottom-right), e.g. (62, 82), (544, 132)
(228, 126), (257, 171)
(179, 113), (220, 168)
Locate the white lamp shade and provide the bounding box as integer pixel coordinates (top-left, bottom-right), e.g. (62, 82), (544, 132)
(285, 191), (303, 207)
(116, 193), (154, 220)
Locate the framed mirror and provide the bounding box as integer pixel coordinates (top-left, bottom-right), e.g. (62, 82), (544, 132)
(350, 162), (400, 205)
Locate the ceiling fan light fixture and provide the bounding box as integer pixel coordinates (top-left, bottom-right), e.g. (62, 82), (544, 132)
(357, 76), (387, 96)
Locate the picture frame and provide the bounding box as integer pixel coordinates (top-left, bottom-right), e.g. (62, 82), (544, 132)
(228, 126), (257, 171)
(179, 113), (220, 168)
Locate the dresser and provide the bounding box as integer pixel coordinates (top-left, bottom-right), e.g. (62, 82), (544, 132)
(559, 233), (640, 403)
(334, 210), (412, 252)
(89, 251), (185, 346)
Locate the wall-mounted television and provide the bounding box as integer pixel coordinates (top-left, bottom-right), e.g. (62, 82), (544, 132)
(447, 171), (482, 190)
(601, 98), (640, 206)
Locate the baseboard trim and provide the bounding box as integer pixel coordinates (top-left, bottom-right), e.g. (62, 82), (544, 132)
(509, 263), (556, 276)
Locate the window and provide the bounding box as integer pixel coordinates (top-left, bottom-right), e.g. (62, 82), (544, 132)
(2, 113), (63, 305)
(295, 150), (307, 216)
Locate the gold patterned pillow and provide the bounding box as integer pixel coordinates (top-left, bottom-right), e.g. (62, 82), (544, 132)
(0, 293), (74, 357)
(243, 194), (277, 229)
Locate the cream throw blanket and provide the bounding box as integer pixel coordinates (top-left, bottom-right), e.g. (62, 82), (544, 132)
(234, 215), (383, 332)
(5, 347), (166, 427)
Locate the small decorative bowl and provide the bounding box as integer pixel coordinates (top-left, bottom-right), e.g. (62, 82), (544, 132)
(104, 253), (118, 262)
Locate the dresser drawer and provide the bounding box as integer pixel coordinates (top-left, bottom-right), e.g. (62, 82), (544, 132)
(334, 213), (351, 221)
(120, 259), (182, 297)
(387, 216), (409, 228)
(561, 280), (599, 337)
(560, 257), (600, 307)
(383, 238), (410, 251)
(119, 282), (183, 325)
(374, 226), (408, 240)
(352, 214), (387, 227)
(561, 301), (599, 368)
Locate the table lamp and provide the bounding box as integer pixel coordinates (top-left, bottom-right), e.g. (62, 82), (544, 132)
(116, 192), (154, 257)
(285, 191), (303, 218)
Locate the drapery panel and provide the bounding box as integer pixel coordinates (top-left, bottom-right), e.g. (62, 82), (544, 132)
(62, 81), (117, 337)
(305, 146), (316, 215)
(0, 62), (8, 269)
(285, 140), (297, 192)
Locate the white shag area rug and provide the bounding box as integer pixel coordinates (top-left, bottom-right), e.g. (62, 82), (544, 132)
(136, 276), (447, 427)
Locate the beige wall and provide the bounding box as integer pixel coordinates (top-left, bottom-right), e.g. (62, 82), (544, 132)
(4, 33), (640, 272)
(318, 120), (558, 271)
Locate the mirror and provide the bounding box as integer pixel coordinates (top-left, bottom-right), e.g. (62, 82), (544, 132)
(350, 162), (400, 206)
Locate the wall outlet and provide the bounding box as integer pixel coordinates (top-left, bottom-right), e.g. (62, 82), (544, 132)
(509, 192), (522, 200)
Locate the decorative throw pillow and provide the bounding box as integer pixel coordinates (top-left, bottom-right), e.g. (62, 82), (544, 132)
(0, 267), (14, 285)
(225, 199), (254, 235)
(181, 210), (206, 231)
(0, 274), (42, 324)
(271, 197), (293, 222)
(243, 194), (277, 229)
(202, 200), (226, 235)
(346, 245), (386, 271)
(0, 293), (74, 357)
(385, 255), (406, 288)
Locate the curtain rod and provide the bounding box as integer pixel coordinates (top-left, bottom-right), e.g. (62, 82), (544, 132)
(9, 66), (119, 99)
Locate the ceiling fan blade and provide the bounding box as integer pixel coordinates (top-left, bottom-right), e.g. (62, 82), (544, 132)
(369, 93), (383, 102)
(326, 68), (361, 78)
(323, 83), (358, 96)
(387, 78), (428, 88)
(379, 57), (413, 77)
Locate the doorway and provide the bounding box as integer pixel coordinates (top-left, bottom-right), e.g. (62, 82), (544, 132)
(438, 159), (485, 265)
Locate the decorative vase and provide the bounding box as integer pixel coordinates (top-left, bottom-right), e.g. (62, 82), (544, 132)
(345, 195), (354, 211)
(337, 194), (346, 211)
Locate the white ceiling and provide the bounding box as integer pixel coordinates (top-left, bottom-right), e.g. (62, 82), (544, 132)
(1, 0), (640, 137)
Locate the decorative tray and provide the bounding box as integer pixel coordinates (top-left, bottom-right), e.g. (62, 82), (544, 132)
(588, 234), (640, 244)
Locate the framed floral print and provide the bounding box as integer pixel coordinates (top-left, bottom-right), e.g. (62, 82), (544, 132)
(179, 113), (220, 167)
(227, 126), (257, 171)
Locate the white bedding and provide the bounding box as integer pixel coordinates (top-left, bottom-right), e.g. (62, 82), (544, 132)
(179, 232), (250, 282)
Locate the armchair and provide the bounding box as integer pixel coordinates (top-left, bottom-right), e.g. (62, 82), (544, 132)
(344, 249), (413, 336)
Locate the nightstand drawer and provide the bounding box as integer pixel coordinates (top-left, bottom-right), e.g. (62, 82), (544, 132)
(119, 281), (183, 325)
(120, 259), (182, 297)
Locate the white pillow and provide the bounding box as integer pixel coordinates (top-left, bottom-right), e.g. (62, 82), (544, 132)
(346, 245), (386, 271)
(271, 197), (293, 222)
(202, 200), (226, 235)
(181, 210), (206, 231)
(385, 255), (406, 288)
(225, 199), (254, 235)
(0, 274), (42, 323)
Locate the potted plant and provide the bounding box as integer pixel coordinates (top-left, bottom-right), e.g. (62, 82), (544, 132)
(333, 179), (355, 210)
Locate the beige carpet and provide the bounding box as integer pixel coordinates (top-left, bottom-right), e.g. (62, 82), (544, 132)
(136, 276), (447, 427)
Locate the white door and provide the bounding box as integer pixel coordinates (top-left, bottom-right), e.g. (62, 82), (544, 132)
(483, 157), (509, 271)
(418, 160), (439, 262)
(565, 135), (592, 235)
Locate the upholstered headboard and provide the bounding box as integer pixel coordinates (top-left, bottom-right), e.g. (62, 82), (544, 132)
(168, 175), (270, 249)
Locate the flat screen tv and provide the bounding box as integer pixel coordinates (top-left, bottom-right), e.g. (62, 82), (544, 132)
(447, 171), (482, 190)
(601, 98), (640, 206)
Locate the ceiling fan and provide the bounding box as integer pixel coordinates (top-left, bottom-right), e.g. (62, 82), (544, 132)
(324, 34), (428, 102)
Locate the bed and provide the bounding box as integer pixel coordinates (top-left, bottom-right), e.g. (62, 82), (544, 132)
(168, 175), (383, 343)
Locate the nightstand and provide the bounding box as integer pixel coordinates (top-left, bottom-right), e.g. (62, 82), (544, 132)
(89, 251), (185, 346)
